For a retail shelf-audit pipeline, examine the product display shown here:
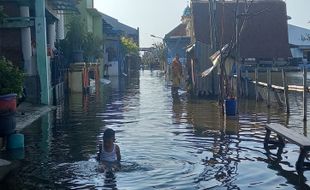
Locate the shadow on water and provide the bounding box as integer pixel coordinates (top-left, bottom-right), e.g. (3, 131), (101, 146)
(2, 70), (310, 189)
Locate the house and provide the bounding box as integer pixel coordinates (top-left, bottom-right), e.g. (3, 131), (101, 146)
(63, 0), (103, 71)
(288, 24), (310, 64)
(101, 13), (139, 77)
(187, 0), (291, 96)
(0, 0), (78, 105)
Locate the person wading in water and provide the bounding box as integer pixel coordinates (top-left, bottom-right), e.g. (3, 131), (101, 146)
(171, 53), (182, 96)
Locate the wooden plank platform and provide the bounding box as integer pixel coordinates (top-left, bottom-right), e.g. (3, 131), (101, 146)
(264, 123), (310, 170)
(251, 81), (310, 93)
(266, 123), (310, 149)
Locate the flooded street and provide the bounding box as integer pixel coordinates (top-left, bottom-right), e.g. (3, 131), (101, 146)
(2, 70), (310, 189)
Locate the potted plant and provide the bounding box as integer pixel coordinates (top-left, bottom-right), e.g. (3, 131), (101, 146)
(83, 33), (103, 63)
(65, 17), (86, 63)
(0, 57), (24, 136)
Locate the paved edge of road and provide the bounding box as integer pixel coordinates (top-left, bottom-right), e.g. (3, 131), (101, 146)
(15, 103), (56, 131)
(0, 103), (55, 181)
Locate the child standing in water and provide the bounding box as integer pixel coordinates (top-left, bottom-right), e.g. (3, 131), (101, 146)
(99, 128), (121, 162)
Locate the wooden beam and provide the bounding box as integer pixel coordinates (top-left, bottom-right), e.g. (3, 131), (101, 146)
(255, 67), (259, 101)
(267, 68), (271, 108)
(0, 17), (34, 28)
(282, 69), (290, 114)
(303, 65), (307, 121)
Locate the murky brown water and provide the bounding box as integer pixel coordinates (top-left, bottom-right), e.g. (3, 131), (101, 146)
(1, 70), (310, 189)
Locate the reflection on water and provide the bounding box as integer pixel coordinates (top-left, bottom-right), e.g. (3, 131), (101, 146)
(2, 70), (310, 189)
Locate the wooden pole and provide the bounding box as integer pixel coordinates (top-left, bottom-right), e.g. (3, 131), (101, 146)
(219, 58), (225, 105)
(282, 69), (290, 114)
(237, 64), (241, 98)
(235, 0), (240, 114)
(255, 67), (259, 102)
(245, 68), (249, 97)
(267, 68), (271, 108)
(209, 0), (217, 98)
(303, 65), (307, 121)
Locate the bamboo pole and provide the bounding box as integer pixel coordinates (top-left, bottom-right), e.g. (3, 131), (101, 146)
(282, 69), (290, 114)
(267, 68), (271, 108)
(303, 65), (307, 121)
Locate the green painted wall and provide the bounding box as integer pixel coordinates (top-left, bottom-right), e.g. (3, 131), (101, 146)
(64, 0), (102, 39)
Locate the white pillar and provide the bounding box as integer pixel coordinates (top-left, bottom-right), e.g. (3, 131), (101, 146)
(56, 11), (64, 40)
(48, 23), (56, 49)
(20, 6), (33, 75)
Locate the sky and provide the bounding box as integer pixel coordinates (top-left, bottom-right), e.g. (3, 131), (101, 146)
(94, 0), (310, 47)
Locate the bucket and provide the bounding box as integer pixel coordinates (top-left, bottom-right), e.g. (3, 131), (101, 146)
(8, 148), (25, 160)
(0, 94), (17, 113)
(225, 98), (237, 116)
(7, 133), (24, 150)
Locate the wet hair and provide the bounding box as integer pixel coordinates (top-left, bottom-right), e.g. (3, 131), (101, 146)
(103, 128), (115, 141)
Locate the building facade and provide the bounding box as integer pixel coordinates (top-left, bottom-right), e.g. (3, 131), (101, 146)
(187, 0), (291, 97)
(0, 0), (78, 105)
(288, 24), (310, 64)
(102, 13), (139, 77)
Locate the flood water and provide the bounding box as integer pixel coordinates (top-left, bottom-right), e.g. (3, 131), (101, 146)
(2, 70), (310, 189)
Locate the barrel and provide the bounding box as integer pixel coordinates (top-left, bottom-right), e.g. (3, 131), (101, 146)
(0, 112), (16, 137)
(225, 98), (237, 116)
(7, 133), (24, 150)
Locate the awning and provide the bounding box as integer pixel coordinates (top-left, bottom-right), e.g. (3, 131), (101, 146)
(46, 8), (58, 24)
(186, 43), (195, 53)
(202, 44), (229, 78)
(50, 0), (79, 13)
(87, 8), (102, 17)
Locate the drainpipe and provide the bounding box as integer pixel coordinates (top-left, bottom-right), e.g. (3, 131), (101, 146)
(20, 6), (33, 75)
(35, 0), (51, 105)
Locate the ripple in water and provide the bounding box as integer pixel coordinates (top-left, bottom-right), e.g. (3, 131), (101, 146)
(2, 70), (310, 190)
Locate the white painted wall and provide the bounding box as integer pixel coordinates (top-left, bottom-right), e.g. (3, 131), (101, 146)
(108, 61), (119, 76)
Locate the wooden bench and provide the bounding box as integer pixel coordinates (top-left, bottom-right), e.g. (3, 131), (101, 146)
(264, 123), (310, 170)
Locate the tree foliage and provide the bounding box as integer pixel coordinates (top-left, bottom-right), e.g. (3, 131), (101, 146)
(83, 33), (104, 61)
(65, 17), (86, 50)
(121, 37), (139, 55)
(141, 42), (167, 69)
(0, 57), (24, 96)
(59, 16), (103, 63)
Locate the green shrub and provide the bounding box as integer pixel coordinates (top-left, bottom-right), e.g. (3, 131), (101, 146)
(0, 57), (24, 96)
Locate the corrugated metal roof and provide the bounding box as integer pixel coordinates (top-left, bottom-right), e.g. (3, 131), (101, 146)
(165, 23), (187, 38)
(192, 0), (291, 59)
(101, 13), (138, 36)
(50, 0), (79, 13)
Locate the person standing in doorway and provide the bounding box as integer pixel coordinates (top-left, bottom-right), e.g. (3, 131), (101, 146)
(171, 53), (182, 96)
